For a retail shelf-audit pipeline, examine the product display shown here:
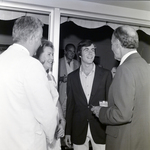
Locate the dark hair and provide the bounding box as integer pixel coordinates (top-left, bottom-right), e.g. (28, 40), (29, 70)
(35, 39), (54, 59)
(113, 26), (139, 49)
(12, 16), (43, 43)
(77, 39), (96, 56)
(65, 44), (76, 51)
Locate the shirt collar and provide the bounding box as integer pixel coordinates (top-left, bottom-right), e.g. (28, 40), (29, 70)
(13, 43), (30, 55)
(80, 63), (95, 76)
(120, 50), (137, 66)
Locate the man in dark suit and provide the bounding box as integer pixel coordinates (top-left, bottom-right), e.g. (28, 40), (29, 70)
(92, 25), (150, 150)
(65, 40), (112, 150)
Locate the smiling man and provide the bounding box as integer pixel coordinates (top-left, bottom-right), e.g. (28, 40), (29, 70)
(65, 39), (112, 150)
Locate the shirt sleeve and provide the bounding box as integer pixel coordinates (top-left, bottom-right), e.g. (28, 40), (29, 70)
(23, 59), (58, 144)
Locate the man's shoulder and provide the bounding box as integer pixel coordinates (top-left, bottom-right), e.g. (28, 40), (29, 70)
(22, 56), (43, 72)
(68, 68), (79, 76)
(59, 57), (65, 64)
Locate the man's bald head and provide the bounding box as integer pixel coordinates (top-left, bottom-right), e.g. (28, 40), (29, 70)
(113, 25), (139, 49)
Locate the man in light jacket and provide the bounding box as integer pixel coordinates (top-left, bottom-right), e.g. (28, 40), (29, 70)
(0, 16), (58, 150)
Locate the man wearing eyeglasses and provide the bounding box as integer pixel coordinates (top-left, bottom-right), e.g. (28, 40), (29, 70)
(65, 39), (112, 150)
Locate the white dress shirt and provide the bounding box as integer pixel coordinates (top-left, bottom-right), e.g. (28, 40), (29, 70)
(80, 64), (95, 103)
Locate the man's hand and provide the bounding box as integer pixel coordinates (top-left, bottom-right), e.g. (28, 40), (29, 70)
(91, 106), (101, 118)
(65, 135), (72, 148)
(55, 123), (65, 140)
(59, 75), (67, 83)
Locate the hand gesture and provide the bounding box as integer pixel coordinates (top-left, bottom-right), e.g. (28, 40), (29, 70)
(91, 106), (101, 118)
(65, 135), (72, 148)
(55, 124), (64, 140)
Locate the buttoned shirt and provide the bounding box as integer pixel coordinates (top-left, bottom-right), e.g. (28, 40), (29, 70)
(79, 64), (95, 103)
(65, 56), (74, 74)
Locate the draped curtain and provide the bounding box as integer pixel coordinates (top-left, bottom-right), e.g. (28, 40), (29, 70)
(0, 9), (49, 24)
(60, 16), (150, 70)
(61, 16), (150, 35)
(0, 9), (49, 47)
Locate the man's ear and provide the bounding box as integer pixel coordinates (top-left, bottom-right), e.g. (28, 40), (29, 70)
(116, 38), (122, 49)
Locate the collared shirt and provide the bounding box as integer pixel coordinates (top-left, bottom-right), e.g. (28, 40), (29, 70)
(65, 56), (74, 74)
(120, 50), (137, 65)
(80, 64), (95, 103)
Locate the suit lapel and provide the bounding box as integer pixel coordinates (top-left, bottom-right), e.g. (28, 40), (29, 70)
(75, 69), (88, 104)
(89, 66), (103, 103)
(73, 60), (76, 70)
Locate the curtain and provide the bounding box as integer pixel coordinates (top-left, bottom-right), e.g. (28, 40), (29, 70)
(0, 9), (49, 24)
(0, 9), (49, 46)
(61, 16), (150, 35)
(60, 19), (150, 70)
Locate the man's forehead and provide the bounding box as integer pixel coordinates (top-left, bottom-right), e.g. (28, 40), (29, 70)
(67, 47), (75, 51)
(82, 44), (95, 49)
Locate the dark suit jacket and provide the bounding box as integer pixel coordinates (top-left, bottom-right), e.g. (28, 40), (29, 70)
(99, 53), (150, 150)
(58, 57), (79, 117)
(65, 65), (112, 144)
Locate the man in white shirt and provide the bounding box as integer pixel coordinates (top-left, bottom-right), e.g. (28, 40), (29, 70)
(0, 16), (58, 150)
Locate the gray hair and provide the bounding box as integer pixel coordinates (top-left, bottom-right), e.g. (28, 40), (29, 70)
(113, 25), (139, 49)
(12, 16), (43, 43)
